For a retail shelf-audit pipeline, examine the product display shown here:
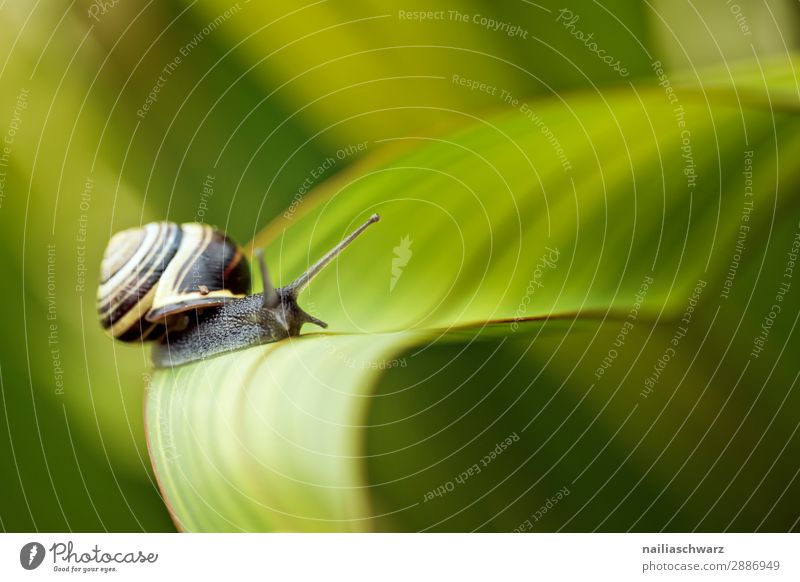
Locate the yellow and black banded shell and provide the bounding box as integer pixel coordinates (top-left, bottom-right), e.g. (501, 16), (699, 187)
(97, 222), (251, 342)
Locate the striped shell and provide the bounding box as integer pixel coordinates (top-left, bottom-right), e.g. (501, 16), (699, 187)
(98, 222), (251, 342)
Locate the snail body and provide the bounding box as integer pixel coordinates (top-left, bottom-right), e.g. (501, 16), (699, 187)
(152, 287), (311, 368)
(98, 214), (380, 367)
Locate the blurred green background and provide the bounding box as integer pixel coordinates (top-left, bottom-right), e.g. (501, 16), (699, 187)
(0, 0), (798, 532)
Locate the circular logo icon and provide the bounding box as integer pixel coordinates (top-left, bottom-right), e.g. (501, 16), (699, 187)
(20, 542), (45, 570)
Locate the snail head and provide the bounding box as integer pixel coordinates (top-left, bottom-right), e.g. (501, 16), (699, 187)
(253, 213), (380, 337)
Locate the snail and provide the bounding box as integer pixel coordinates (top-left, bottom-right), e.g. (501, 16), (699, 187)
(98, 214), (380, 367)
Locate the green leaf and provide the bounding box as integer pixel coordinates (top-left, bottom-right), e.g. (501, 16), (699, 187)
(186, 0), (659, 147)
(673, 54), (800, 110)
(254, 88), (793, 333)
(148, 59), (800, 531)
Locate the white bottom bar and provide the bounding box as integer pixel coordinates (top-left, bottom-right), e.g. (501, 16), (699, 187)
(1, 533), (796, 581)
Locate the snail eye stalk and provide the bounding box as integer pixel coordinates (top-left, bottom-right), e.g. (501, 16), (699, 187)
(285, 213), (381, 298)
(256, 249), (279, 309)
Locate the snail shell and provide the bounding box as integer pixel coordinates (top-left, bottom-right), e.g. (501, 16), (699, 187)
(97, 222), (251, 341)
